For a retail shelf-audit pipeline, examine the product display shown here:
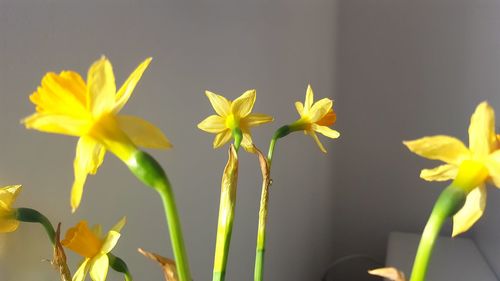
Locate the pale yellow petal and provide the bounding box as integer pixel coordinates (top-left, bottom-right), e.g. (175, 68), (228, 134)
(231, 89), (256, 118)
(295, 101), (304, 115)
(420, 164), (458, 182)
(213, 130), (232, 149)
(486, 150), (500, 188)
(304, 84), (314, 111)
(309, 131), (327, 153)
(0, 185), (22, 210)
(312, 124), (340, 139)
(111, 216), (127, 233)
(91, 224), (103, 238)
(0, 219), (19, 233)
(469, 102), (496, 157)
(71, 137), (106, 212)
(403, 136), (470, 165)
(116, 115), (172, 149)
(89, 254), (109, 281)
(114, 57), (152, 113)
(452, 185), (486, 237)
(244, 113), (274, 127)
(23, 113), (92, 137)
(197, 115), (227, 133)
(72, 258), (91, 281)
(241, 132), (253, 152)
(101, 231), (121, 254)
(205, 91), (231, 117)
(308, 98), (333, 123)
(88, 57), (116, 116)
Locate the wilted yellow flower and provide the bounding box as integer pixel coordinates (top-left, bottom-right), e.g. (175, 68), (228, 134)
(404, 101), (500, 236)
(291, 85), (339, 153)
(23, 57), (172, 212)
(62, 217), (126, 281)
(0, 185), (22, 233)
(197, 90), (273, 151)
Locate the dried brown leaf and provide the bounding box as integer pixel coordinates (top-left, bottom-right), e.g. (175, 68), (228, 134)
(52, 223), (72, 281)
(368, 267), (407, 281)
(138, 248), (178, 281)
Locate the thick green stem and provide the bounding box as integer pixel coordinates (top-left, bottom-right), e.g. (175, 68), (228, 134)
(16, 208), (55, 244)
(213, 145), (239, 281)
(409, 184), (467, 281)
(127, 151), (191, 281)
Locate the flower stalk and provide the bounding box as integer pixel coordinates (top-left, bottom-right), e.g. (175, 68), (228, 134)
(15, 207), (56, 244)
(410, 160), (488, 281)
(127, 150), (191, 281)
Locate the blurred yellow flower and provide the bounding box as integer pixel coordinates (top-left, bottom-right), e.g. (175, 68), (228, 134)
(23, 57), (172, 212)
(0, 185), (22, 233)
(62, 217), (126, 281)
(291, 84), (339, 153)
(197, 90), (273, 151)
(404, 101), (500, 236)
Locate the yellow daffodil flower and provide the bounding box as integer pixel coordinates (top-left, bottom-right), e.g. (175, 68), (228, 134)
(403, 101), (500, 236)
(291, 84), (339, 153)
(23, 57), (172, 212)
(0, 185), (22, 233)
(197, 90), (273, 151)
(62, 217), (126, 281)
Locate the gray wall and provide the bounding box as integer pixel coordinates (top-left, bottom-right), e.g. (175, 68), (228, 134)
(0, 1), (337, 281)
(335, 0), (500, 280)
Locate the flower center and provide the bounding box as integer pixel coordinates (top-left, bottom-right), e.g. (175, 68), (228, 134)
(452, 160), (489, 193)
(225, 114), (240, 130)
(62, 221), (103, 258)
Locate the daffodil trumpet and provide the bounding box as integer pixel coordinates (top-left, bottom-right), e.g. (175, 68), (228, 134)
(213, 145), (239, 281)
(409, 160), (487, 281)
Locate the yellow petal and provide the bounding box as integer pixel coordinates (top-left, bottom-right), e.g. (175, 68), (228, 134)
(0, 185), (22, 210)
(309, 131), (327, 153)
(89, 254), (109, 281)
(101, 230), (121, 254)
(231, 89), (256, 118)
(88, 57), (116, 116)
(308, 98), (333, 123)
(111, 216), (127, 233)
(197, 115), (227, 133)
(312, 124), (340, 139)
(92, 224), (103, 238)
(486, 150), (500, 188)
(403, 136), (470, 165)
(0, 218), (19, 233)
(244, 113), (274, 127)
(420, 164), (458, 182)
(205, 91), (231, 117)
(23, 113), (92, 137)
(213, 130), (232, 149)
(73, 258), (91, 281)
(71, 137), (106, 212)
(468, 101), (496, 157)
(241, 132), (254, 152)
(295, 101), (304, 115)
(452, 185), (486, 237)
(116, 115), (172, 149)
(304, 84), (314, 111)
(114, 58), (152, 113)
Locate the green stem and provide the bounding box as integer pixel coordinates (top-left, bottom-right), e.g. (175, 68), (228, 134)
(109, 253), (133, 281)
(409, 184), (466, 281)
(16, 207), (55, 244)
(254, 126), (289, 281)
(127, 151), (191, 281)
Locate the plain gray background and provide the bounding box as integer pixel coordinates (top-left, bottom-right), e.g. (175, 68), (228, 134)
(2, 1), (500, 281)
